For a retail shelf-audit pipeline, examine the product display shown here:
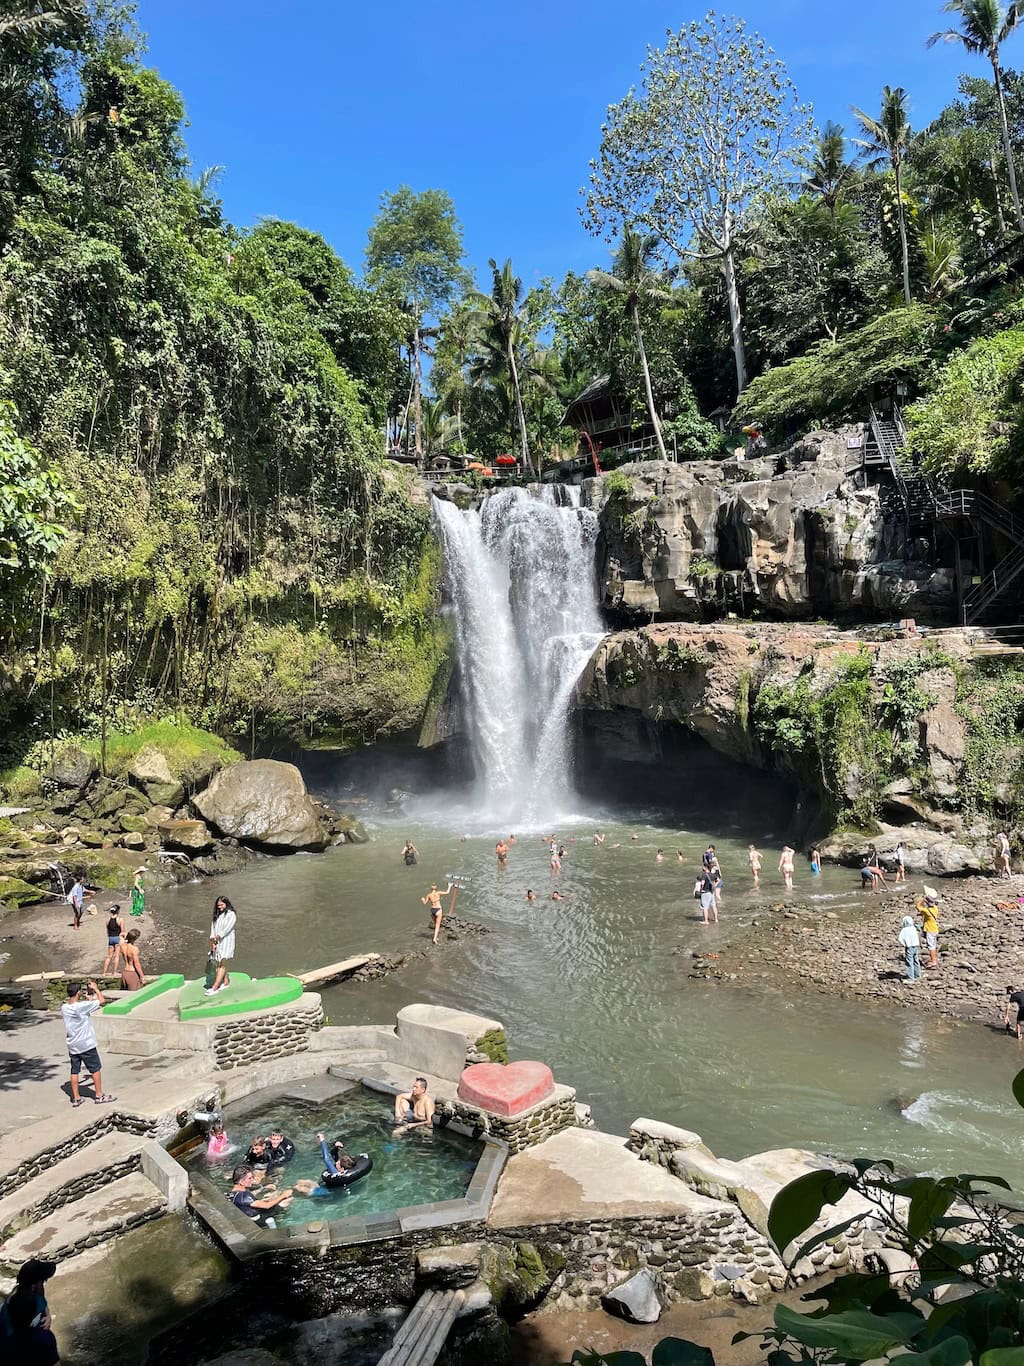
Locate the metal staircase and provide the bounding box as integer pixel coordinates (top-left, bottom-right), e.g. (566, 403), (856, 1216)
(932, 489), (1024, 624)
(864, 408), (1024, 625)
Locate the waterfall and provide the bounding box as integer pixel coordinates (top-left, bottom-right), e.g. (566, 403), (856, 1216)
(432, 485), (604, 825)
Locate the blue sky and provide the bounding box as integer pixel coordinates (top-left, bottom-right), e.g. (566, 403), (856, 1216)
(139, 0), (990, 290)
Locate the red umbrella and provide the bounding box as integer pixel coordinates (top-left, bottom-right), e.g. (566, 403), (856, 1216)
(494, 454), (517, 466)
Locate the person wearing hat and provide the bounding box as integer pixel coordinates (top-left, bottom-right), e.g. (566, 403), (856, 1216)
(0, 1257), (56, 1344)
(916, 886), (941, 969)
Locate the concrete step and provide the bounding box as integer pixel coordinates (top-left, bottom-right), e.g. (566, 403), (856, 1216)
(2, 1172), (166, 1263)
(103, 1034), (164, 1057)
(0, 1130), (145, 1236)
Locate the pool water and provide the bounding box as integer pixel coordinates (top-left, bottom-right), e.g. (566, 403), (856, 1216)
(195, 1089), (481, 1227)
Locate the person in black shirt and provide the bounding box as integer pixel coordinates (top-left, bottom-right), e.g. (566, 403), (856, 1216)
(265, 1130), (295, 1167)
(244, 1136), (269, 1169)
(1003, 986), (1024, 1039)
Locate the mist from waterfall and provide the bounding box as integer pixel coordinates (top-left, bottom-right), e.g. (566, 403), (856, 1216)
(432, 485), (604, 826)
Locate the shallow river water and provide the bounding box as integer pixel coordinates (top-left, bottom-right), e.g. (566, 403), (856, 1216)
(133, 801), (1024, 1188)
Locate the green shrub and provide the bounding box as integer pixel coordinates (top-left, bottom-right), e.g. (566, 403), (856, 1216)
(905, 320), (1024, 479)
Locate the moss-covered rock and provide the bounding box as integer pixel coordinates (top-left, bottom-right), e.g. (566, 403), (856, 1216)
(474, 1028), (510, 1065)
(0, 876), (49, 908)
(119, 813), (148, 835)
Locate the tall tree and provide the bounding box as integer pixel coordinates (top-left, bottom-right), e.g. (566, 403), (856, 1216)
(469, 259), (533, 473)
(584, 12), (811, 397)
(365, 187), (468, 460)
(800, 122), (858, 221)
(927, 0), (1024, 233)
(853, 86), (914, 304)
(586, 228), (670, 460)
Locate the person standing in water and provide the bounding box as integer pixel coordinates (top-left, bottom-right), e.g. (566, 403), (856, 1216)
(402, 840), (419, 866)
(809, 846), (821, 875)
(779, 846), (795, 891)
(495, 839), (509, 867)
(421, 882), (452, 945)
(130, 867), (146, 918)
(206, 896), (237, 994)
(748, 845), (762, 887)
(893, 841), (907, 883)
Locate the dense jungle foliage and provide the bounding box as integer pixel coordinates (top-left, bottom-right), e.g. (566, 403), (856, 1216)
(0, 2), (444, 767)
(8, 1), (1024, 778)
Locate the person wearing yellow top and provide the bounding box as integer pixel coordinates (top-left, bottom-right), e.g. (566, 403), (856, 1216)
(915, 886), (940, 969)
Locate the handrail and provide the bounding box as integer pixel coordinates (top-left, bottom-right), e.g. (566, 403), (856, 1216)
(962, 538), (1024, 617)
(932, 487), (1023, 541)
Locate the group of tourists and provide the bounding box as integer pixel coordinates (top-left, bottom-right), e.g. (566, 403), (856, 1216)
(896, 886), (942, 981)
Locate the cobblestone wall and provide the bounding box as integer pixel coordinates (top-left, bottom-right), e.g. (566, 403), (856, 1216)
(439, 1091), (576, 1154)
(213, 1001), (325, 1070)
(0, 1114), (154, 1200)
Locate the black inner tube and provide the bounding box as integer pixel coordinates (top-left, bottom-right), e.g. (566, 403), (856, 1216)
(322, 1153), (373, 1189)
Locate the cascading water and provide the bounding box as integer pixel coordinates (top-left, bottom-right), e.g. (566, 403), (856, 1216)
(432, 485), (604, 825)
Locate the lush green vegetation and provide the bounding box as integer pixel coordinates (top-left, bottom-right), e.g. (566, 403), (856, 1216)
(0, 3), (444, 759)
(752, 649), (954, 827)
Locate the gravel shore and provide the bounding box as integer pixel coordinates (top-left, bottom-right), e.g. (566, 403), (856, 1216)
(693, 874), (1024, 1029)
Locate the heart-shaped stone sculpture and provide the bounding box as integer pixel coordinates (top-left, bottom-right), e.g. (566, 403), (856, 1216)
(458, 1061), (555, 1117)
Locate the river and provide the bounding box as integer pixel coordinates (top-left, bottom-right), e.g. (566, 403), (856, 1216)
(137, 802), (1024, 1188)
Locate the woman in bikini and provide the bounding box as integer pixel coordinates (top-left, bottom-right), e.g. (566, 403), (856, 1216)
(421, 882), (452, 945)
(102, 904), (126, 976)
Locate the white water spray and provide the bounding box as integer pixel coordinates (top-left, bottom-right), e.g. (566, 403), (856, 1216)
(432, 485), (604, 824)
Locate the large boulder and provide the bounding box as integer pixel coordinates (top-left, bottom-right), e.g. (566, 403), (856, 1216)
(193, 760), (328, 851)
(157, 818), (215, 853)
(601, 1268), (665, 1324)
(128, 746), (174, 787)
(46, 746), (98, 792)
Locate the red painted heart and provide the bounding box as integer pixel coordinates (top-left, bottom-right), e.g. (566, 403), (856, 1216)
(458, 1060), (554, 1117)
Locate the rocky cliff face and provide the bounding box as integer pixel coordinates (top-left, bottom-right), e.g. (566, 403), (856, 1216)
(584, 431), (953, 624)
(575, 622), (1021, 872)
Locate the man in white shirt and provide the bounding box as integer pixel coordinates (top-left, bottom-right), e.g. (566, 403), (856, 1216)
(61, 980), (115, 1107)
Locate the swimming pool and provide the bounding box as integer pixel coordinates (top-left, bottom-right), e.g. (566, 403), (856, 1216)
(192, 1088), (483, 1229)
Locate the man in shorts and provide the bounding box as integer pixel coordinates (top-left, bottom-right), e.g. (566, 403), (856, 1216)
(421, 882), (452, 946)
(916, 887), (940, 968)
(61, 980), (115, 1107)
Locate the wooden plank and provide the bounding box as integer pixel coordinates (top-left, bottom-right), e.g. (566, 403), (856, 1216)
(293, 954), (380, 988)
(13, 971), (65, 982)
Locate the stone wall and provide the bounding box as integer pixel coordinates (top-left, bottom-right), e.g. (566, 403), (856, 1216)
(213, 1000), (325, 1070)
(439, 1088), (577, 1154)
(626, 1118), (888, 1282)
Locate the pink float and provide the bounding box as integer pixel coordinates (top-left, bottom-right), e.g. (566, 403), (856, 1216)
(458, 1060), (555, 1117)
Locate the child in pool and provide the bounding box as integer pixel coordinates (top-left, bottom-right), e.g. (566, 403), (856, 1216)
(207, 1122), (230, 1159)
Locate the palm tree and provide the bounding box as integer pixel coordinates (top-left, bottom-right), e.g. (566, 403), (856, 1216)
(0, 5), (75, 40)
(469, 259), (532, 474)
(928, 0), (1024, 233)
(800, 122), (858, 222)
(586, 228), (671, 461)
(852, 87), (914, 304)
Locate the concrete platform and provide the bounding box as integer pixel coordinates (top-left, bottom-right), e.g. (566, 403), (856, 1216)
(487, 1127), (727, 1228)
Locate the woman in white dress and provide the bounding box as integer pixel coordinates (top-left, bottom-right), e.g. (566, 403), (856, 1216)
(207, 896), (237, 995)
